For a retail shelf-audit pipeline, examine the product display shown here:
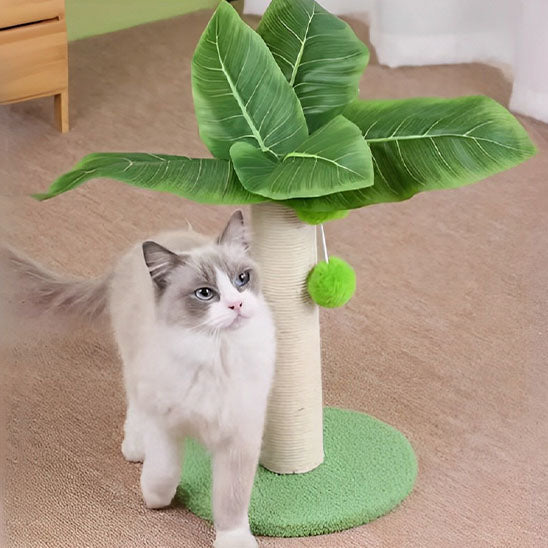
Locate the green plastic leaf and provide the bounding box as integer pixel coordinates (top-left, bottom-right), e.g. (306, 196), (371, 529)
(230, 116), (373, 200)
(288, 96), (537, 211)
(32, 153), (266, 205)
(228, 142), (280, 192)
(257, 0), (369, 132)
(192, 1), (308, 160)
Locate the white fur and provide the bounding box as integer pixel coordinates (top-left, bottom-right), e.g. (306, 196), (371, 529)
(214, 527), (258, 548)
(109, 228), (275, 548)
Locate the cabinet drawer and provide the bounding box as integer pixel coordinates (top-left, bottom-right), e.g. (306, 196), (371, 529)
(0, 17), (68, 103)
(0, 0), (65, 29)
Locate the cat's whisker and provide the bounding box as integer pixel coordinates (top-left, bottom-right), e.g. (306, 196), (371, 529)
(187, 319), (221, 333)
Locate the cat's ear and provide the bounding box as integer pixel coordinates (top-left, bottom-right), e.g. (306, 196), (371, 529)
(142, 241), (186, 290)
(217, 210), (249, 250)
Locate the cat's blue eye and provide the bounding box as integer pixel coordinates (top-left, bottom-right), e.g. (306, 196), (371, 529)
(195, 287), (215, 301)
(235, 270), (250, 288)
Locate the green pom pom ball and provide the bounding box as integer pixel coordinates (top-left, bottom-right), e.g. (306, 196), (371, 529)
(307, 256), (356, 308)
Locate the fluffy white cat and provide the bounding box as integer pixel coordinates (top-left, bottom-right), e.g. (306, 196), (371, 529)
(4, 211), (276, 548)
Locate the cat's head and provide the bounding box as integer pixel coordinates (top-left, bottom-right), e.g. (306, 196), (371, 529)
(142, 211), (263, 331)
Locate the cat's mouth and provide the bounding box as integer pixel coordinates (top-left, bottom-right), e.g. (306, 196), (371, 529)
(227, 314), (249, 329)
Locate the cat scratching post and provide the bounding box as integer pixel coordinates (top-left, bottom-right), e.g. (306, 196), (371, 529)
(179, 205), (416, 534)
(250, 202), (324, 474)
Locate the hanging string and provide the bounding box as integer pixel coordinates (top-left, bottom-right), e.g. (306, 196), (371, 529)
(319, 224), (329, 263)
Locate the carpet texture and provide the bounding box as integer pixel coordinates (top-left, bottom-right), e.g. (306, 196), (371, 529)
(178, 408), (417, 537)
(1, 10), (547, 548)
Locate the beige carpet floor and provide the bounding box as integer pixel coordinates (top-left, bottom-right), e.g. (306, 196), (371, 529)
(1, 10), (547, 548)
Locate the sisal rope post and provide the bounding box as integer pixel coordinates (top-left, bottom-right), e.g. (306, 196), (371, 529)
(250, 202), (324, 474)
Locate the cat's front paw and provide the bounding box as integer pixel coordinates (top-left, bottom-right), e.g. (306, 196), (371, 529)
(140, 471), (177, 509)
(214, 528), (258, 548)
(121, 436), (144, 462)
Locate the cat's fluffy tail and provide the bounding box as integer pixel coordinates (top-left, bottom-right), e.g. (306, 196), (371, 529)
(0, 246), (110, 325)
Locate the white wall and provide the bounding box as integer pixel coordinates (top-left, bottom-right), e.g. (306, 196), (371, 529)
(509, 0), (548, 122)
(371, 0), (517, 75)
(245, 0), (374, 17)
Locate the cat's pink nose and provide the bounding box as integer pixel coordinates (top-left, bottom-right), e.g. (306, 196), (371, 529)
(228, 301), (243, 311)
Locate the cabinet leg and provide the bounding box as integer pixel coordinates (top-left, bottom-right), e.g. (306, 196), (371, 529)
(54, 90), (69, 133)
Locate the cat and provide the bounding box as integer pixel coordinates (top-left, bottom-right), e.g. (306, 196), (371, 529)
(2, 211), (276, 548)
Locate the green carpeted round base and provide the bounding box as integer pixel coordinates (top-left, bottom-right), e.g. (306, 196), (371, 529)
(176, 407), (417, 537)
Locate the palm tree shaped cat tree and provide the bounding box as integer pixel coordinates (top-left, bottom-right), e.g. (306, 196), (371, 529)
(37, 0), (535, 536)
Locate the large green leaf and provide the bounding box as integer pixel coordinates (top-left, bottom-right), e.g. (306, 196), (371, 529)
(230, 116), (373, 199)
(192, 1), (308, 160)
(228, 142), (279, 193)
(257, 0), (369, 132)
(287, 96), (537, 212)
(32, 153), (266, 204)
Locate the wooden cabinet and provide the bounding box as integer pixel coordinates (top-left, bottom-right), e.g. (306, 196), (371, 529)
(0, 0), (69, 132)
(0, 0), (65, 28)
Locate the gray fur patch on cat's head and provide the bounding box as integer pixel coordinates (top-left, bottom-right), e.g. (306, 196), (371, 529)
(142, 211), (260, 327)
(142, 241), (187, 291)
(216, 209), (249, 250)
